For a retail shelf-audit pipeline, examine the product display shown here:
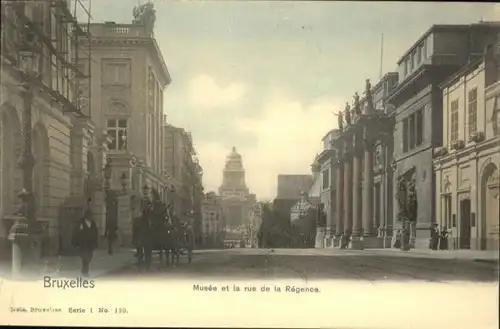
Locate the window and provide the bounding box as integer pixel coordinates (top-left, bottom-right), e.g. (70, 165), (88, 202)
(493, 96), (499, 136)
(409, 114), (416, 150)
(104, 63), (129, 84)
(403, 119), (409, 153)
(322, 169), (330, 190)
(402, 108), (424, 153)
(416, 108), (424, 146)
(107, 119), (128, 151)
(450, 99), (459, 143)
(468, 88), (477, 135)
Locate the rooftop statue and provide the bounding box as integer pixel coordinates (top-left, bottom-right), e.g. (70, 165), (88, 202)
(364, 79), (375, 113)
(133, 2), (156, 33)
(344, 102), (352, 125)
(353, 92), (361, 116)
(332, 110), (344, 131)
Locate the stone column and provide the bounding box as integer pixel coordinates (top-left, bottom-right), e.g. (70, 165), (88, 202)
(350, 132), (363, 249)
(335, 152), (344, 248)
(343, 136), (353, 244)
(362, 134), (379, 248)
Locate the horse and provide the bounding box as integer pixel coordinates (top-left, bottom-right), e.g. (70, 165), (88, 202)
(133, 190), (169, 271)
(179, 224), (194, 264)
(161, 219), (182, 266)
(133, 213), (154, 271)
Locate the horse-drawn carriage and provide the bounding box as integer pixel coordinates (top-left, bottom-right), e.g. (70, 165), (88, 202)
(132, 189), (194, 271)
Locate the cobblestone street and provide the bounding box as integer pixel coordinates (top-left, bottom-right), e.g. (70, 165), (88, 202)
(103, 248), (499, 282)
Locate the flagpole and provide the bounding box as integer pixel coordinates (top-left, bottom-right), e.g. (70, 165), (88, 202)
(379, 32), (384, 79)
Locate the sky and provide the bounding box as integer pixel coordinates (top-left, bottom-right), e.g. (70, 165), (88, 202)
(79, 1), (500, 200)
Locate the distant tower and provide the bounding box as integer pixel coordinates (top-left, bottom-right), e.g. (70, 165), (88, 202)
(219, 147), (251, 230)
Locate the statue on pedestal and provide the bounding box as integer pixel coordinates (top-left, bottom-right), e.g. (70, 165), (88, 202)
(353, 92), (361, 116)
(133, 2), (156, 33)
(364, 79), (375, 114)
(344, 102), (351, 125)
(332, 110), (344, 131)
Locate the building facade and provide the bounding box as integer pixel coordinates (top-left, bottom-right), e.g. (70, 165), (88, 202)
(81, 4), (171, 246)
(201, 191), (224, 248)
(388, 23), (500, 249)
(163, 125), (203, 218)
(434, 43), (500, 250)
(219, 147), (254, 233)
(309, 74), (397, 250)
(0, 0), (96, 257)
(163, 123), (204, 241)
(369, 73), (399, 248)
(313, 130), (336, 248)
(329, 79), (394, 249)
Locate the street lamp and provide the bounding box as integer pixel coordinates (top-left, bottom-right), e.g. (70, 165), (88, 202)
(8, 28), (43, 277)
(391, 158), (398, 173)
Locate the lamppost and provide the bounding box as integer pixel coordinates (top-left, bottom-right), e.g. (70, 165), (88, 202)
(390, 158), (398, 173)
(8, 27), (43, 277)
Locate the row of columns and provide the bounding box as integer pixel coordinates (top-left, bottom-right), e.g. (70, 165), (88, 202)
(333, 126), (378, 249)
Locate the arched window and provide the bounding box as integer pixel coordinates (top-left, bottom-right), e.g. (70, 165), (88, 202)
(0, 107), (22, 217)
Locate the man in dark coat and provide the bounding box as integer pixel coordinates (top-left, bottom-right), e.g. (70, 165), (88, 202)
(72, 211), (98, 277)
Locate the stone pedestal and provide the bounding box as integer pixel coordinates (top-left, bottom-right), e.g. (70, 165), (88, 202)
(349, 236), (363, 250)
(8, 221), (43, 278)
(315, 227), (325, 248)
(383, 236), (394, 249)
(414, 223), (430, 249)
(332, 235), (342, 248)
(361, 236), (383, 249)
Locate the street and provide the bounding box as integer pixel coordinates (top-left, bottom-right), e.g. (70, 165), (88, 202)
(102, 248), (499, 282)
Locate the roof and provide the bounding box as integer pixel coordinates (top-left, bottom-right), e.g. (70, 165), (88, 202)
(308, 174), (321, 198)
(372, 72), (399, 91)
(321, 129), (338, 141)
(439, 57), (484, 90)
(397, 22), (500, 65)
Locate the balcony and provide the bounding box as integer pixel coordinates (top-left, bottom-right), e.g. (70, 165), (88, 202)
(85, 23), (151, 39)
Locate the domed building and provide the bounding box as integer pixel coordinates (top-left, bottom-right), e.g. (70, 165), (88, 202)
(219, 147), (256, 242)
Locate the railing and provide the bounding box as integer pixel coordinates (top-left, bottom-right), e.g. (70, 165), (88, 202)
(86, 24), (151, 38)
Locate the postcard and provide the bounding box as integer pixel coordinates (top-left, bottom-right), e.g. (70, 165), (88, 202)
(0, 0), (499, 328)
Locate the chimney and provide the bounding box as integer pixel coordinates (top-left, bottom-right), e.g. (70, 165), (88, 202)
(484, 43), (499, 87)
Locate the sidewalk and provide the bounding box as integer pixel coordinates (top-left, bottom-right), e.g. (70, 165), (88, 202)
(0, 248), (136, 280)
(361, 248), (499, 262)
(254, 247), (499, 262)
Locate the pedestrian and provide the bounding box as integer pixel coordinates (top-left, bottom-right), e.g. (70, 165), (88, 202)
(71, 211), (98, 277)
(439, 226), (449, 250)
(430, 224), (439, 250)
(393, 229), (401, 249)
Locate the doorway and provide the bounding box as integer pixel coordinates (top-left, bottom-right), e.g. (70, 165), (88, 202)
(459, 198), (471, 249)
